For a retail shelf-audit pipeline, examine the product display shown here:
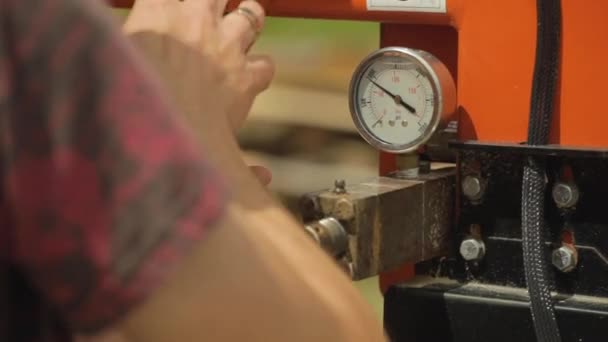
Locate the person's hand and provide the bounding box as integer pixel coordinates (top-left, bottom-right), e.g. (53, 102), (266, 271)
(123, 0), (274, 184)
(123, 0), (274, 131)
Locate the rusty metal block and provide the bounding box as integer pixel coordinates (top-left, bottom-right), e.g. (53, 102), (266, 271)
(302, 167), (455, 280)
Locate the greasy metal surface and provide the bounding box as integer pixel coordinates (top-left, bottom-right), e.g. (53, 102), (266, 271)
(450, 140), (608, 159)
(448, 144), (608, 298)
(303, 167), (455, 280)
(385, 279), (608, 342)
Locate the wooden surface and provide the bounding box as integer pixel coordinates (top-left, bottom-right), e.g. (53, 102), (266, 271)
(247, 83), (357, 132)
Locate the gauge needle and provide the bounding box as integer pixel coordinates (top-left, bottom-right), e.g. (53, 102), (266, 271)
(372, 117), (383, 128)
(367, 78), (417, 114)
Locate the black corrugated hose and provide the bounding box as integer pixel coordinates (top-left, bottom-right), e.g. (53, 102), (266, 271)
(522, 0), (562, 341)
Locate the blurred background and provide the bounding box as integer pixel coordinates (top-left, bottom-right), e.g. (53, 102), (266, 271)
(241, 18), (380, 208)
(114, 9), (384, 319)
(241, 17), (384, 319)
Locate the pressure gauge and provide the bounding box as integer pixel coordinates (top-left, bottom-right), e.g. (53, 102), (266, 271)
(349, 47), (456, 154)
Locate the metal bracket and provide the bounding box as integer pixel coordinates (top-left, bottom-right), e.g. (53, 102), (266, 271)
(300, 166), (456, 280)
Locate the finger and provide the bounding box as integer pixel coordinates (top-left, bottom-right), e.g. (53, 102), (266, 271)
(249, 165), (272, 186)
(172, 0), (226, 41)
(163, 0), (215, 44)
(246, 54), (275, 93)
(220, 0), (266, 53)
(216, 0), (232, 17)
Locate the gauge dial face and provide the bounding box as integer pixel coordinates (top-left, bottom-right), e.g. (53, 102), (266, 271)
(349, 48), (444, 153)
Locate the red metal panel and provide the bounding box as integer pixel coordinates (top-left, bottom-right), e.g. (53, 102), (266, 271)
(111, 0), (608, 288)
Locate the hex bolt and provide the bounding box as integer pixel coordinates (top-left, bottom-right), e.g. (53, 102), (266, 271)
(334, 179), (347, 194)
(552, 182), (580, 209)
(333, 198), (355, 221)
(459, 238), (486, 262)
(552, 245), (578, 273)
(462, 175), (485, 201)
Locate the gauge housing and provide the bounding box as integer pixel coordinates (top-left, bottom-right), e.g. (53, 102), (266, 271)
(349, 47), (456, 154)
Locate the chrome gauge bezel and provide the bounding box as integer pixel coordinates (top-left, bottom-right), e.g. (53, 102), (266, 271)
(348, 46), (455, 154)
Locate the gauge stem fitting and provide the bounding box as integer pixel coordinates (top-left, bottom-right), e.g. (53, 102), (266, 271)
(394, 153), (420, 178)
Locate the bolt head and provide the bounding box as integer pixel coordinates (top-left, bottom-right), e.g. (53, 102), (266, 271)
(460, 238), (486, 261)
(333, 198), (355, 221)
(462, 176), (484, 201)
(334, 179), (347, 194)
(552, 182), (580, 208)
(552, 246), (577, 272)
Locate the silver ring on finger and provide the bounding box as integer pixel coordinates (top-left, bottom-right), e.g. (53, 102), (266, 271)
(233, 7), (262, 36)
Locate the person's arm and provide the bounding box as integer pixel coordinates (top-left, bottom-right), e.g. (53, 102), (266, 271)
(2, 0), (386, 340)
(121, 183), (387, 342)
(118, 1), (387, 340)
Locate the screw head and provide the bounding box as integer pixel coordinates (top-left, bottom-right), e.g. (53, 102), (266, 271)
(552, 246), (578, 272)
(552, 182), (580, 209)
(459, 238), (486, 261)
(462, 175), (484, 201)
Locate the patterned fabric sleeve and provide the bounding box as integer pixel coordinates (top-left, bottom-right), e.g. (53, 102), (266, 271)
(0, 0), (226, 333)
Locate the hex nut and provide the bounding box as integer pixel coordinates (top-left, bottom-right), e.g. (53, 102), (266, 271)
(460, 238), (486, 261)
(552, 182), (580, 209)
(552, 246), (578, 273)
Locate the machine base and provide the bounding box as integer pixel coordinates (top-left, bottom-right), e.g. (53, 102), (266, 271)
(384, 278), (608, 342)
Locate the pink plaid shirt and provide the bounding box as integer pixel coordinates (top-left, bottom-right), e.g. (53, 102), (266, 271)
(0, 0), (226, 340)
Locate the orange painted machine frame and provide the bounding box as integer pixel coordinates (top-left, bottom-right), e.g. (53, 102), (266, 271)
(111, 0), (608, 290)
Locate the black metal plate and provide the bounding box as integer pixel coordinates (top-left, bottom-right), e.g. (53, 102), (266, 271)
(449, 140), (608, 159)
(449, 142), (608, 297)
(385, 280), (608, 342)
